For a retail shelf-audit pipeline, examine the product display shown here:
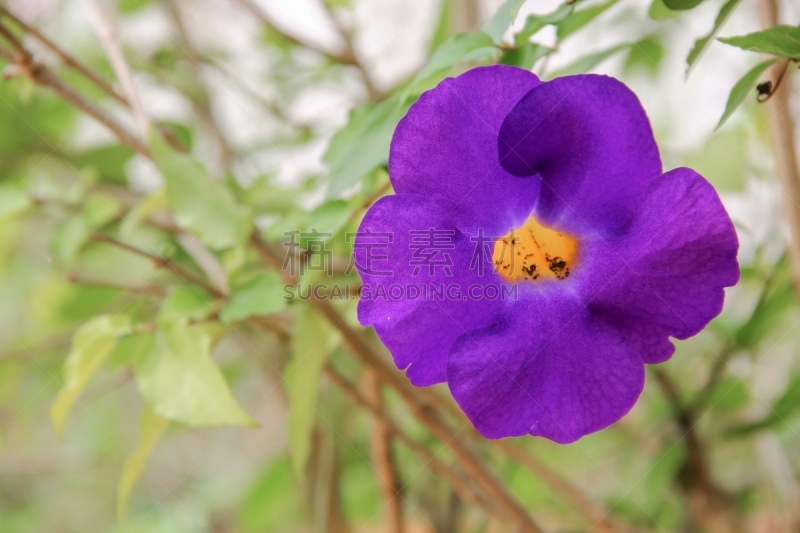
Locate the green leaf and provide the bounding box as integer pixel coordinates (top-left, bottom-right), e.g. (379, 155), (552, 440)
(0, 184), (31, 219)
(158, 285), (215, 321)
(550, 43), (631, 77)
(284, 305), (340, 475)
(133, 317), (256, 427)
(719, 25), (800, 58)
(50, 216), (89, 267)
(648, 0), (679, 20)
(557, 0), (616, 40)
(151, 133), (253, 250)
(482, 0), (525, 44)
(716, 59), (779, 130)
(238, 456), (301, 531)
(302, 200), (352, 242)
(663, 0), (705, 10)
(117, 403), (169, 519)
(219, 272), (286, 322)
(707, 377), (749, 413)
(501, 42), (554, 69)
(81, 194), (122, 229)
(624, 36), (664, 75)
(325, 95), (413, 196)
(409, 32), (496, 91)
(735, 273), (795, 349)
(514, 4), (574, 46)
(69, 144), (134, 184)
(687, 0), (742, 75)
(49, 315), (132, 438)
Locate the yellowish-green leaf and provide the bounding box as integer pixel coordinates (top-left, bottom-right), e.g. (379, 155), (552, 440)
(158, 285), (215, 321)
(284, 305), (340, 476)
(50, 315), (132, 438)
(151, 133), (253, 250)
(219, 272), (286, 323)
(0, 184), (31, 219)
(133, 317), (256, 427)
(117, 403), (170, 519)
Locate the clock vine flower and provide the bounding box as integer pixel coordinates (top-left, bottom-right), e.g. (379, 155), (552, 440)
(354, 65), (739, 444)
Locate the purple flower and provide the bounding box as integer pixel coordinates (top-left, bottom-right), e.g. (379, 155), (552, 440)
(354, 65), (739, 444)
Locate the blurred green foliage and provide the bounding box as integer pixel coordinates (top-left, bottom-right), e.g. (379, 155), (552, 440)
(0, 0), (799, 532)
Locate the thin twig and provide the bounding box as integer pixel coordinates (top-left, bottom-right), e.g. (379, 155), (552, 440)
(0, 20), (149, 156)
(162, 0), (236, 169)
(654, 369), (745, 533)
(80, 0), (149, 141)
(318, 0), (383, 101)
(324, 365), (494, 515)
(363, 370), (404, 533)
(89, 232), (220, 296)
(0, 5), (126, 104)
(66, 271), (167, 296)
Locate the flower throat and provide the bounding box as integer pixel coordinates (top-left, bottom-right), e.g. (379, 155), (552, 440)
(492, 216), (578, 282)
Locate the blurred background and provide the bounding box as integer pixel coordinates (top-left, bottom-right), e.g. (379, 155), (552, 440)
(1, 0), (800, 532)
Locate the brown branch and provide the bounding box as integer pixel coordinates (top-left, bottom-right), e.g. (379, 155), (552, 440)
(324, 365), (494, 516)
(163, 0), (236, 169)
(66, 271), (167, 296)
(759, 0), (800, 295)
(80, 0), (149, 141)
(230, 0), (351, 64)
(0, 20), (150, 157)
(654, 369), (745, 533)
(0, 5), (126, 104)
(251, 236), (543, 533)
(362, 370), (404, 533)
(89, 232), (220, 296)
(318, 0), (383, 101)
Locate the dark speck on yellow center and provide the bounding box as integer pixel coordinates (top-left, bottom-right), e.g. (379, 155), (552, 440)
(492, 216), (578, 282)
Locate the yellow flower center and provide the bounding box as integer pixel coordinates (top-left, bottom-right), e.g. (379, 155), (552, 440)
(492, 216), (578, 282)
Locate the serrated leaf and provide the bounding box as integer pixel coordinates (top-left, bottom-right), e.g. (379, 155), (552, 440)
(719, 25), (800, 58)
(50, 315), (132, 438)
(687, 0), (742, 76)
(219, 272), (286, 322)
(663, 0), (705, 10)
(409, 32), (496, 92)
(158, 285), (215, 321)
(716, 59), (780, 130)
(284, 305), (340, 476)
(325, 95), (413, 196)
(117, 403), (169, 519)
(557, 0), (616, 40)
(133, 317), (256, 427)
(550, 43), (631, 77)
(151, 133), (252, 250)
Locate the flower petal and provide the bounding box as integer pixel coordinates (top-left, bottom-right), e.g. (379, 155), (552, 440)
(497, 74), (662, 235)
(447, 289), (644, 443)
(356, 194), (503, 386)
(390, 65), (541, 236)
(583, 167), (740, 364)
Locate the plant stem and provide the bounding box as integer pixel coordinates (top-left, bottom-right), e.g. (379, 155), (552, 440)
(363, 370), (404, 533)
(758, 0), (800, 294)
